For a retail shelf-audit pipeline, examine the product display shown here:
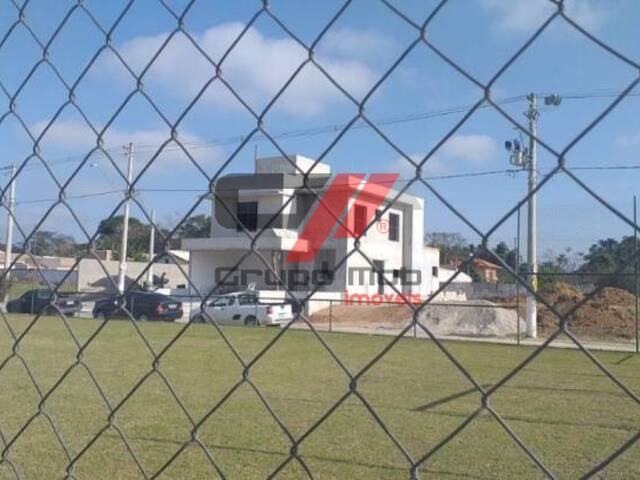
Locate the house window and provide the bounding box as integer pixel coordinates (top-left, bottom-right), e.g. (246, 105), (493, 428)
(389, 213), (400, 242)
(237, 201), (258, 231)
(354, 204), (367, 236)
(314, 249), (335, 286)
(432, 266), (439, 278)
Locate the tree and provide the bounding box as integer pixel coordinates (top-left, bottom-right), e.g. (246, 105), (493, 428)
(425, 232), (471, 265)
(490, 241), (520, 282)
(94, 215), (189, 259)
(96, 216), (151, 261)
(29, 231), (81, 257)
(178, 214), (211, 239)
(425, 233), (521, 283)
(579, 236), (637, 293)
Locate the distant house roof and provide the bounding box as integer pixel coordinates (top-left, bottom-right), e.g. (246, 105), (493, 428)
(168, 250), (190, 264)
(472, 258), (502, 271)
(439, 267), (472, 284)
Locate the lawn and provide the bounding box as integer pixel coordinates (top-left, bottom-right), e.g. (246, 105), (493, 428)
(0, 315), (639, 479)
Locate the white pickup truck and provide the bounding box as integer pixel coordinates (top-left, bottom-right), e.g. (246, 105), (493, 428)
(191, 291), (293, 326)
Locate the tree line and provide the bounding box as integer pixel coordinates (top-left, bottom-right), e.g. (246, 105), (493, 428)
(426, 231), (639, 294)
(9, 214), (211, 262)
(5, 223), (638, 295)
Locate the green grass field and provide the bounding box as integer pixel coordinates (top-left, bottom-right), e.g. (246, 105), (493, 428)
(0, 315), (639, 479)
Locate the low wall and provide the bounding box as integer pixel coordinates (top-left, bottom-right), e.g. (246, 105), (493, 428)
(77, 259), (187, 293)
(2, 267), (78, 288)
(440, 282), (518, 301)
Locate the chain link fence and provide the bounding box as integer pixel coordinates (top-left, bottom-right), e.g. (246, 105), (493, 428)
(0, 0), (639, 478)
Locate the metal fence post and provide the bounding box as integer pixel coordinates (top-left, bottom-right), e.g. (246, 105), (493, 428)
(634, 195), (638, 353)
(516, 206), (521, 346)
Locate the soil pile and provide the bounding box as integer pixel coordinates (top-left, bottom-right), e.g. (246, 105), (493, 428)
(536, 283), (636, 339)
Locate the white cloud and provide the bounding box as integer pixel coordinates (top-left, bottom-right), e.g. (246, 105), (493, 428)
(104, 23), (382, 117)
(320, 28), (397, 60)
(391, 154), (452, 181)
(440, 134), (498, 164)
(615, 130), (640, 147)
(402, 155), (447, 177)
(481, 0), (606, 33)
(392, 134), (498, 179)
(565, 0), (607, 30)
(30, 120), (222, 167)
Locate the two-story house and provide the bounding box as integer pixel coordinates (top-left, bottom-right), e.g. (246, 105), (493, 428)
(182, 155), (440, 313)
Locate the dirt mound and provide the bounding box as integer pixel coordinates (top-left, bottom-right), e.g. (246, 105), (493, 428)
(419, 300), (522, 337)
(592, 287), (635, 307)
(310, 283), (637, 340)
(537, 283), (636, 339)
(311, 304), (412, 327)
(310, 301), (522, 337)
(550, 282), (582, 303)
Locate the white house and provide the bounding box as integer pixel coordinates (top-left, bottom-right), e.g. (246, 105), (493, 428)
(423, 246), (441, 294)
(182, 155), (440, 313)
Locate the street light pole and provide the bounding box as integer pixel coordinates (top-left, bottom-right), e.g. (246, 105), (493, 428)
(118, 143), (134, 294)
(147, 209), (155, 287)
(3, 164), (16, 305)
(525, 93), (538, 338)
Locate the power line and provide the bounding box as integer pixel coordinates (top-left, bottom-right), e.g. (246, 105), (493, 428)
(569, 164), (640, 171)
(129, 96), (529, 155)
(14, 189), (123, 206)
(4, 99), (521, 172)
(0, 145), (125, 174)
(2, 87), (638, 175)
(10, 169), (527, 206)
(11, 162), (640, 206)
(110, 89), (640, 155)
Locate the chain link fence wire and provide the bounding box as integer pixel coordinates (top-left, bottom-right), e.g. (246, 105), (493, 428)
(0, 0), (639, 478)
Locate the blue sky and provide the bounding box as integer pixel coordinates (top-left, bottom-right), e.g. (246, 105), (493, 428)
(0, 0), (639, 258)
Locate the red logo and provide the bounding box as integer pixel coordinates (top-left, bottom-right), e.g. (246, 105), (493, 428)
(286, 173), (399, 263)
(376, 218), (389, 234)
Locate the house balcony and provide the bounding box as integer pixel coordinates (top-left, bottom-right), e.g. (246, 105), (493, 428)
(181, 228), (308, 253)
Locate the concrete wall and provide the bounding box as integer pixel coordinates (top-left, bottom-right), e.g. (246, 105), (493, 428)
(77, 258), (187, 293)
(440, 282), (518, 301)
(4, 268), (77, 288)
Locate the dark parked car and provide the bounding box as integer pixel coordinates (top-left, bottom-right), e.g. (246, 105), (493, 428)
(6, 289), (82, 315)
(92, 290), (183, 322)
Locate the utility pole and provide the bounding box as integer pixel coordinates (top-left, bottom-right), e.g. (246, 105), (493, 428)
(525, 93), (538, 338)
(147, 209), (155, 287)
(504, 93), (561, 339)
(2, 165), (16, 306)
(118, 143), (134, 294)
